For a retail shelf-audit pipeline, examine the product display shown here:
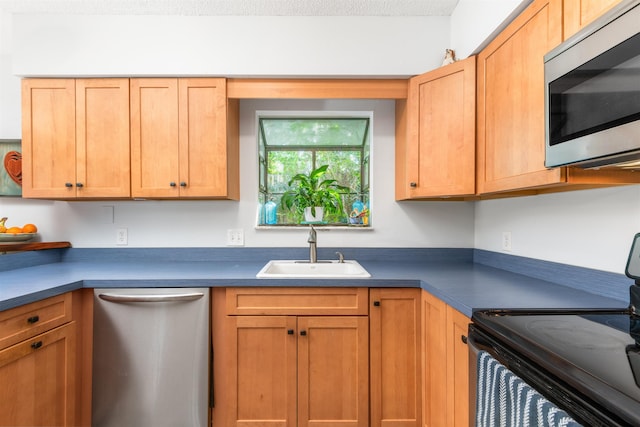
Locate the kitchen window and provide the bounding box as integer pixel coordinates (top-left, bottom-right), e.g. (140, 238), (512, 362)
(257, 113), (371, 227)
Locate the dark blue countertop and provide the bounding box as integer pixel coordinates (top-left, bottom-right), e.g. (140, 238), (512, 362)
(0, 248), (631, 317)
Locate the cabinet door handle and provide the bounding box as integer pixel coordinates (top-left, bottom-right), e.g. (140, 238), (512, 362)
(65, 182), (73, 188)
(31, 341), (43, 350)
(27, 315), (40, 324)
(410, 182), (417, 188)
(373, 301), (381, 307)
(76, 182), (84, 188)
(170, 182), (177, 187)
(180, 182), (187, 187)
(461, 335), (468, 344)
(300, 330), (307, 336)
(287, 329), (294, 335)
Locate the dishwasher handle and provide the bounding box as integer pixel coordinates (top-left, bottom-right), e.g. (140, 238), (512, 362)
(98, 292), (206, 303)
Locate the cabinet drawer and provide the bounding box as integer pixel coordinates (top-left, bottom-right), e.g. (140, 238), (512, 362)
(226, 287), (369, 315)
(0, 293), (72, 350)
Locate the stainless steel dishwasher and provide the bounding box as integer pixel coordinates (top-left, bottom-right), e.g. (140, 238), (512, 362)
(92, 288), (210, 427)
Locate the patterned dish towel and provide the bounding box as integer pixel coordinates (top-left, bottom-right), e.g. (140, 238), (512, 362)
(476, 351), (582, 427)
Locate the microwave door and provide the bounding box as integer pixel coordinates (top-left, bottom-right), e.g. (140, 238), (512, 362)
(545, 1), (640, 169)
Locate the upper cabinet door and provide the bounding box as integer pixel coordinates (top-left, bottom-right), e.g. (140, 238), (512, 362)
(130, 78), (180, 198)
(476, 0), (564, 195)
(563, 0), (622, 40)
(396, 57), (476, 200)
(131, 78), (239, 199)
(76, 79), (130, 198)
(178, 78), (232, 198)
(21, 79), (77, 198)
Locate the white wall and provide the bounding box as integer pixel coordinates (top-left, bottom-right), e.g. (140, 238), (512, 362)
(475, 186), (640, 273)
(1, 5), (639, 274)
(0, 8), (19, 138)
(450, 0), (530, 59)
(11, 14), (450, 78)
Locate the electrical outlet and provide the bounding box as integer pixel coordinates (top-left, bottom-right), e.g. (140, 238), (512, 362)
(116, 228), (128, 245)
(227, 229), (244, 246)
(502, 231), (512, 251)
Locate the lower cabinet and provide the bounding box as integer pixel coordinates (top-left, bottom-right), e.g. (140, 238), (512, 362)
(228, 315), (368, 426)
(212, 287), (467, 427)
(370, 288), (422, 426)
(422, 291), (471, 427)
(0, 291), (90, 427)
(212, 287), (370, 427)
(0, 322), (77, 427)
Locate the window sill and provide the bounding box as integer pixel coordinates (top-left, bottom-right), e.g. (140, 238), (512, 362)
(256, 225), (373, 231)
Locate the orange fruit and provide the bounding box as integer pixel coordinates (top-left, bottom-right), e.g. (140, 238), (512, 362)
(22, 224), (38, 233)
(6, 226), (23, 234)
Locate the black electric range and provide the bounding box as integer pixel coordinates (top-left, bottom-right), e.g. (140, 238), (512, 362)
(468, 234), (640, 426)
(470, 308), (640, 426)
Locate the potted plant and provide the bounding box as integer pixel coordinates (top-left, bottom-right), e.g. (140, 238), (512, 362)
(281, 164), (351, 223)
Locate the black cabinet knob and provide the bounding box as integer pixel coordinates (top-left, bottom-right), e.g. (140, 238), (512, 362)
(170, 182), (177, 187)
(180, 182), (187, 187)
(76, 182), (84, 188)
(461, 335), (468, 344)
(27, 315), (40, 324)
(65, 182), (73, 188)
(31, 341), (43, 350)
(410, 182), (417, 188)
(300, 330), (307, 336)
(373, 301), (381, 307)
(287, 329), (294, 335)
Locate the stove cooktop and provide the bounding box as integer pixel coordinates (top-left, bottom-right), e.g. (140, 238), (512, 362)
(473, 309), (640, 426)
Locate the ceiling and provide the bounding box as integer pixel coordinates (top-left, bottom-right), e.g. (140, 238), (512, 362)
(0, 0), (461, 16)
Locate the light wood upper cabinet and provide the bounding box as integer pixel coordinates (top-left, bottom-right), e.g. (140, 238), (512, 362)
(476, 0), (640, 196)
(76, 79), (131, 198)
(370, 288), (421, 427)
(476, 0), (564, 195)
(396, 57), (476, 200)
(22, 79), (75, 198)
(563, 0), (622, 40)
(422, 291), (470, 427)
(130, 78), (179, 198)
(22, 79), (130, 199)
(130, 78), (239, 199)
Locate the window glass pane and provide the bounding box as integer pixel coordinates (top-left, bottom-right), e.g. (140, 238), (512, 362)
(316, 151), (361, 193)
(267, 151), (312, 194)
(261, 118), (368, 147)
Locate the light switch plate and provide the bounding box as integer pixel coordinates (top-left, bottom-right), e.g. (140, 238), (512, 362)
(116, 228), (128, 245)
(227, 229), (244, 246)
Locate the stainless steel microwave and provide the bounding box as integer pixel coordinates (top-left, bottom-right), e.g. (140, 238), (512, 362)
(544, 0), (640, 169)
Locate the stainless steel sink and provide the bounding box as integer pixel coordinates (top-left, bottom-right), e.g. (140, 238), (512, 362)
(256, 260), (371, 278)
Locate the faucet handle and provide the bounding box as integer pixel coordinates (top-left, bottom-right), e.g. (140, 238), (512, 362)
(335, 251), (345, 263)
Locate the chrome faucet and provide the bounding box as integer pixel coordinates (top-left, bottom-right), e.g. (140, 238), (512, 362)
(308, 225), (317, 263)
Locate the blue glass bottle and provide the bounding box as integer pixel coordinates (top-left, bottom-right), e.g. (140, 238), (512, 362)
(265, 200), (277, 225)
